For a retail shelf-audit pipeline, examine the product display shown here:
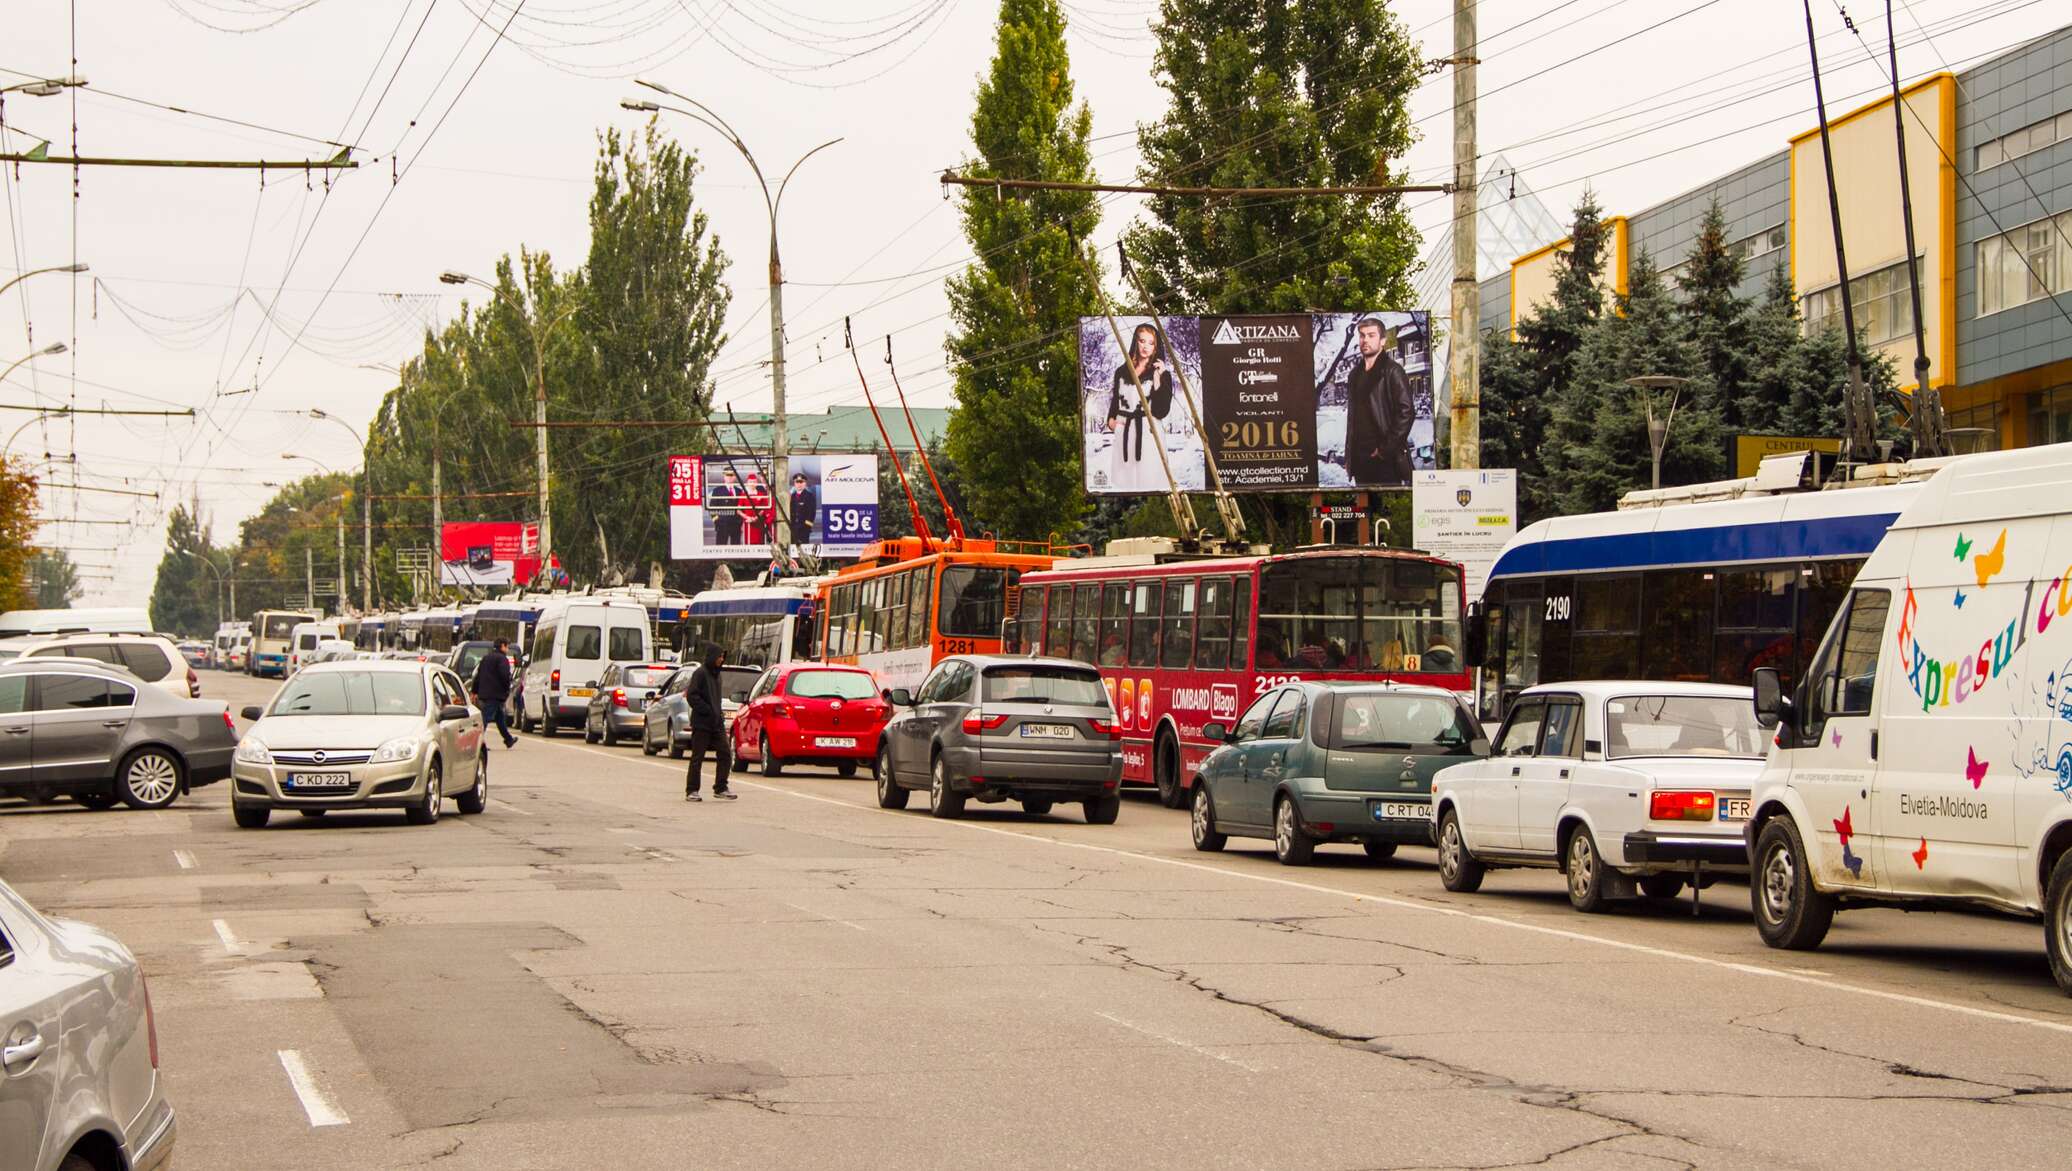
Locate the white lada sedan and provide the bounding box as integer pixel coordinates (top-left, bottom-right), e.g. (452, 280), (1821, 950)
(1431, 681), (1765, 912)
(233, 660), (486, 828)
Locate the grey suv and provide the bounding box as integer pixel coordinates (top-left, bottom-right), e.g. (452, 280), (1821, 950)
(876, 655), (1124, 823)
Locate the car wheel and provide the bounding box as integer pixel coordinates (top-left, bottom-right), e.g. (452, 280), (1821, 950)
(1363, 840), (1398, 861)
(584, 716), (600, 744)
(73, 790), (119, 811)
(641, 724), (659, 756)
(117, 747), (183, 810)
(928, 756), (964, 819)
(1436, 809), (1484, 893)
(1752, 817), (1835, 950)
(541, 711), (558, 738)
(1273, 796), (1315, 865)
(2046, 850), (2072, 996)
(1191, 784), (1227, 852)
(233, 804), (270, 829)
(602, 717), (619, 747)
(837, 761), (858, 778)
(1565, 825), (1612, 913)
(1021, 798), (1053, 817)
(1640, 874), (1686, 901)
(876, 748), (909, 809)
(668, 724), (685, 759)
(1082, 794), (1121, 825)
(407, 759), (443, 825)
(1154, 733), (1186, 809)
(457, 752), (488, 815)
(759, 734), (783, 777)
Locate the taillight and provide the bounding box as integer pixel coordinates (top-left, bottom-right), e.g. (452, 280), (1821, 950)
(961, 711), (1008, 734)
(611, 688), (627, 708)
(770, 702), (792, 719)
(1649, 790), (1717, 822)
(221, 710), (236, 733)
(1088, 718), (1121, 739)
(188, 668), (200, 697)
(142, 973), (159, 1069)
(550, 669), (561, 690)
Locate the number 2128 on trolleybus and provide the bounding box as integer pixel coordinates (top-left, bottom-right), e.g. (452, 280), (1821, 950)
(1012, 546), (1469, 809)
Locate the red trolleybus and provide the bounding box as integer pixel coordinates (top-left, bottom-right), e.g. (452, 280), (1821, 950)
(1012, 545), (1469, 808)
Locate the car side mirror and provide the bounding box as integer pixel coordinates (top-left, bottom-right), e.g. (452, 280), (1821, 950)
(885, 688), (913, 707)
(1752, 667), (1793, 731)
(438, 703), (471, 723)
(1463, 603), (1487, 669)
(1202, 721), (1232, 744)
(240, 705), (264, 721)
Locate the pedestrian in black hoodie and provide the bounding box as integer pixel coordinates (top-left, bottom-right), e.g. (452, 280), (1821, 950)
(471, 638), (518, 749)
(683, 642), (734, 801)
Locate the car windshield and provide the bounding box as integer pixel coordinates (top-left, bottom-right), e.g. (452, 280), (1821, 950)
(787, 669), (875, 699)
(1333, 692), (1479, 752)
(982, 665), (1106, 705)
(269, 671), (426, 717)
(622, 667), (672, 688)
(1606, 695), (1765, 758)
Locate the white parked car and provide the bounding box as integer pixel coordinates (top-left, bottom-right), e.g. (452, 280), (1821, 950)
(1431, 681), (1765, 912)
(8, 633), (199, 700)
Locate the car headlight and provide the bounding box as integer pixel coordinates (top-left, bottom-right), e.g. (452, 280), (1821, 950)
(235, 739), (272, 764)
(371, 736), (419, 764)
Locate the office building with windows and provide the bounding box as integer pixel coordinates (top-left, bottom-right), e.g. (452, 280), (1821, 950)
(1478, 24), (2072, 452)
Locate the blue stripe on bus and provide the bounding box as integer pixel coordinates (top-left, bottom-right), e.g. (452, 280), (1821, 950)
(1487, 512), (1899, 580)
(685, 598), (806, 616)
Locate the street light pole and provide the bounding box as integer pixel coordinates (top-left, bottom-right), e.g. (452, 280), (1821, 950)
(1625, 375), (1692, 491)
(288, 420), (369, 610)
(0, 263), (87, 302)
(0, 342), (67, 389)
(626, 82), (841, 553)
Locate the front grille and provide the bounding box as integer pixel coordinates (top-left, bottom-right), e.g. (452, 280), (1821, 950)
(272, 750), (373, 766)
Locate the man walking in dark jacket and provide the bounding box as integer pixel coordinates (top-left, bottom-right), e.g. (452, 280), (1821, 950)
(683, 642), (735, 801)
(470, 638), (518, 749)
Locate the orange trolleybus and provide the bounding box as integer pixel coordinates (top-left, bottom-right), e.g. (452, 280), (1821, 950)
(817, 536), (1069, 694)
(1010, 543), (1470, 808)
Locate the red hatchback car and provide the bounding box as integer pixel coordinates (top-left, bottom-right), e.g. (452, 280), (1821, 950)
(732, 663), (891, 777)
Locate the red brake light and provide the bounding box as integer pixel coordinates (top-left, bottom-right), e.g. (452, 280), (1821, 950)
(961, 711), (1009, 735)
(1649, 790), (1717, 822)
(770, 702), (792, 719)
(611, 688), (627, 707)
(550, 669), (561, 690)
(1088, 718), (1121, 739)
(221, 710), (235, 733)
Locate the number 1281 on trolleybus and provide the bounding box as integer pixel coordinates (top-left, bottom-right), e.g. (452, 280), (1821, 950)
(1011, 546), (1469, 809)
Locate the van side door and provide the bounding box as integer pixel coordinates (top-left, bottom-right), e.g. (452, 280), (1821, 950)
(1792, 588), (1891, 892)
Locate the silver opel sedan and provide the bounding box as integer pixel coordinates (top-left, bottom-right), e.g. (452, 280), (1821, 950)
(232, 660), (486, 828)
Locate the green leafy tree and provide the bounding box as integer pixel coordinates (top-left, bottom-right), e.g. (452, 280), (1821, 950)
(1544, 254), (1724, 515)
(1125, 0), (1423, 314)
(149, 503), (223, 635)
(28, 551), (81, 609)
(944, 0), (1103, 541)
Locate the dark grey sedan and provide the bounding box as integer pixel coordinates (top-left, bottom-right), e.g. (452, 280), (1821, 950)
(0, 659), (236, 810)
(875, 655), (1124, 823)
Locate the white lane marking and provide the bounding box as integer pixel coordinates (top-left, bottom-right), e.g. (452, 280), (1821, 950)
(1096, 1010), (1260, 1072)
(173, 849), (196, 870)
(542, 738), (2072, 1038)
(605, 826), (641, 835)
(493, 799), (532, 816)
(213, 918), (246, 954)
(277, 1049), (350, 1127)
(778, 899), (868, 932)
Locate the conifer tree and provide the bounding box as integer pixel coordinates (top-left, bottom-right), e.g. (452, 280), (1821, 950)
(1676, 201), (1754, 432)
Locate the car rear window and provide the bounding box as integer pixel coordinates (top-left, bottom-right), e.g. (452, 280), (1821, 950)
(1606, 695), (1764, 759)
(566, 625), (602, 660)
(787, 670), (875, 700)
(622, 667), (672, 688)
(1332, 693), (1478, 752)
(269, 672), (427, 717)
(117, 644), (171, 682)
(981, 665), (1106, 705)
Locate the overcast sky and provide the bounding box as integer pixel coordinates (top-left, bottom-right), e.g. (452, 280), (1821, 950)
(3, 0), (2058, 609)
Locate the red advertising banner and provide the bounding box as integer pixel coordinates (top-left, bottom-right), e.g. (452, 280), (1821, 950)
(667, 456), (702, 507)
(440, 521), (542, 586)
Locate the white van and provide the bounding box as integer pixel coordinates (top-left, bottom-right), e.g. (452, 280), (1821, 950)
(521, 598), (652, 736)
(286, 621), (342, 674)
(1747, 444), (2072, 991)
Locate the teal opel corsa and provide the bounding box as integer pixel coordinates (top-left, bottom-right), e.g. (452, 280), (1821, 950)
(1191, 681), (1489, 865)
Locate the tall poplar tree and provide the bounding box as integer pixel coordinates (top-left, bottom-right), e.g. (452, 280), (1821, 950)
(942, 0), (1102, 541)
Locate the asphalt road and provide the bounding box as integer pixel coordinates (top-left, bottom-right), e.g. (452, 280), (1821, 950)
(5, 669), (2072, 1169)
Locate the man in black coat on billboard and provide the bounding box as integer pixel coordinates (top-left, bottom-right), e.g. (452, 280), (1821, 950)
(1345, 318), (1415, 486)
(789, 472), (817, 547)
(683, 642), (735, 802)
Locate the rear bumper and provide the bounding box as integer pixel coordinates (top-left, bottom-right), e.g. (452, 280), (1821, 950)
(1622, 829), (1750, 868)
(1295, 791), (1435, 844)
(953, 744), (1123, 792)
(769, 727), (882, 759)
(187, 744), (235, 787)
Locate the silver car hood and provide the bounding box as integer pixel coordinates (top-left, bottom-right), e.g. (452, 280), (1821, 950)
(249, 713), (425, 751)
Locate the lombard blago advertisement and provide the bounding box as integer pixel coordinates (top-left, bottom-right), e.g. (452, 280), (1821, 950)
(667, 453), (881, 561)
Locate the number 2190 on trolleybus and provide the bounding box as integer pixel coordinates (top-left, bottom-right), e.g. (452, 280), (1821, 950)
(1011, 545), (1469, 809)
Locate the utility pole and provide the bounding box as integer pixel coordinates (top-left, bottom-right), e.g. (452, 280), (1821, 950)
(431, 459), (442, 593)
(305, 546), (315, 613)
(1448, 0), (1481, 471)
(363, 484), (372, 611)
(336, 510), (347, 615)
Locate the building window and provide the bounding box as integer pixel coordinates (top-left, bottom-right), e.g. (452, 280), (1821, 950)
(1660, 225), (1784, 285)
(1976, 209), (2071, 317)
(1975, 110), (2072, 171)
(1802, 259), (1916, 346)
(2028, 385), (2072, 448)
(1944, 400), (2001, 451)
